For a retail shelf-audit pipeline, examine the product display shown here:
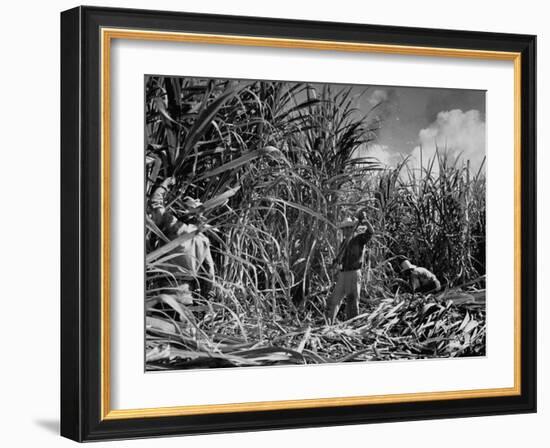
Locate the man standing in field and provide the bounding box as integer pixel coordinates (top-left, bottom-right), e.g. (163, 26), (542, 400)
(327, 211), (374, 324)
(150, 176), (216, 307)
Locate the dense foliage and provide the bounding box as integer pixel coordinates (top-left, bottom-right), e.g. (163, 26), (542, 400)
(145, 76), (486, 369)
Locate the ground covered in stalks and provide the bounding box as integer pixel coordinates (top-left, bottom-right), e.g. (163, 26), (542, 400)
(144, 76), (487, 370)
(146, 288), (486, 369)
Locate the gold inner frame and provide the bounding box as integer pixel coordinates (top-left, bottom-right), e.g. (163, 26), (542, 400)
(100, 28), (522, 420)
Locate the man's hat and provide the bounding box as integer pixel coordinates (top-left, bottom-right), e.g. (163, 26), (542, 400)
(400, 259), (416, 272)
(338, 217), (356, 229)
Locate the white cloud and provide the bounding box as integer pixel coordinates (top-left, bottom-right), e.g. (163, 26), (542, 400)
(411, 109), (486, 173)
(356, 143), (401, 168)
(355, 109), (486, 176)
(368, 89), (388, 106)
(365, 144), (397, 167)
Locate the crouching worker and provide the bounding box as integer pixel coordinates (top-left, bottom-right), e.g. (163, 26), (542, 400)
(398, 257), (441, 294)
(150, 176), (216, 311)
(327, 212), (374, 324)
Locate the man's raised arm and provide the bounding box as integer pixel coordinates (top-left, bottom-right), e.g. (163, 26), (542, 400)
(356, 210), (374, 243)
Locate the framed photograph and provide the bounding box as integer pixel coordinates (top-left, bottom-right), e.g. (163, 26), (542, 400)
(60, 6), (536, 441)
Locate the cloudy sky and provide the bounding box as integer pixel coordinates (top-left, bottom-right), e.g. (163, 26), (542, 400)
(351, 84), (486, 172)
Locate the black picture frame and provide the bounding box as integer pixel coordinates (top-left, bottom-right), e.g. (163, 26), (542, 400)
(61, 5), (536, 442)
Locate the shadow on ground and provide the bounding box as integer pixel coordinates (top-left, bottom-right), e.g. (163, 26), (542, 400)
(34, 419), (59, 435)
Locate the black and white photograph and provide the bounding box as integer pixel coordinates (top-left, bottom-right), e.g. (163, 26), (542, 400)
(144, 75), (487, 371)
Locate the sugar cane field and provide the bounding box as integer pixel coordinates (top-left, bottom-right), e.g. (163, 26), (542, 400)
(144, 76), (487, 370)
